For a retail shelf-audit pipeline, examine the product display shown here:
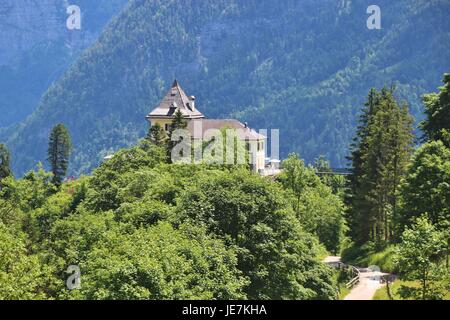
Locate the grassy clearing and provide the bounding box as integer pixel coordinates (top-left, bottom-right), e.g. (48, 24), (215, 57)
(338, 285), (350, 300)
(374, 279), (415, 300)
(341, 243), (397, 273)
(374, 279), (450, 300)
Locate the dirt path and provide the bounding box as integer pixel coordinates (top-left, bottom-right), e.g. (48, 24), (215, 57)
(323, 256), (389, 300)
(343, 270), (388, 300)
(323, 256), (341, 264)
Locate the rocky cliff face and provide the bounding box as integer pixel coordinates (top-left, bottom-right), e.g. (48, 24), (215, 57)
(0, 1), (62, 65)
(0, 0), (128, 127)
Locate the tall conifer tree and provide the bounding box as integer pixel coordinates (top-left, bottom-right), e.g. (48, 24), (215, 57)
(348, 88), (414, 245)
(347, 88), (381, 244)
(0, 143), (12, 183)
(147, 123), (167, 147)
(167, 109), (188, 163)
(47, 124), (72, 186)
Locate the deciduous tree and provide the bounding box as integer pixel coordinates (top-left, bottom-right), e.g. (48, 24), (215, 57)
(421, 73), (450, 146)
(395, 216), (448, 300)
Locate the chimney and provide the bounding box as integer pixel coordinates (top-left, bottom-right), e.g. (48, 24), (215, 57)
(190, 96), (196, 110)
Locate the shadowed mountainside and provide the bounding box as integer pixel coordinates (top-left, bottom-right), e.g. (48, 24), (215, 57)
(2, 0), (449, 176)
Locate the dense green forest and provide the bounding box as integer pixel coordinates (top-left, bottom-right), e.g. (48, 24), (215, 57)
(0, 142), (346, 299)
(0, 75), (448, 300)
(1, 0), (449, 176)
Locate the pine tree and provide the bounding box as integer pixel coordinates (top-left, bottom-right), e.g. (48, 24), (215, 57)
(47, 124), (72, 186)
(167, 109), (188, 163)
(147, 123), (167, 147)
(170, 109), (188, 132)
(348, 88), (414, 245)
(347, 88), (381, 244)
(364, 91), (414, 244)
(0, 143), (12, 183)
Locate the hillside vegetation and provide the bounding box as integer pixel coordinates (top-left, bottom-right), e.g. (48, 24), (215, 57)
(0, 70), (448, 301)
(2, 0), (450, 176)
(0, 140), (347, 299)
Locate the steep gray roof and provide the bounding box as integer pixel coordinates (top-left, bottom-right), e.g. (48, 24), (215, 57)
(146, 80), (205, 119)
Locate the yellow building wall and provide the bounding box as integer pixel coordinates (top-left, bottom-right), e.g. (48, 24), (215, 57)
(249, 140), (266, 173)
(149, 118), (177, 131)
(256, 149), (265, 172)
(150, 117), (266, 172)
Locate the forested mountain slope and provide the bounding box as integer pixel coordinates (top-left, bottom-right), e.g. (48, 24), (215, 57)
(0, 0), (127, 127)
(2, 0), (449, 176)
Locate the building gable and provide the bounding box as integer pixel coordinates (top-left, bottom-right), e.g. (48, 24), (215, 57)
(146, 80), (205, 120)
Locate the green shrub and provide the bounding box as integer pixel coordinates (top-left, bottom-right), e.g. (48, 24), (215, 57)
(341, 242), (397, 273)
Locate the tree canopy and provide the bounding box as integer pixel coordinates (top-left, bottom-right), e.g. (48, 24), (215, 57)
(0, 139), (345, 300)
(421, 74), (450, 145)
